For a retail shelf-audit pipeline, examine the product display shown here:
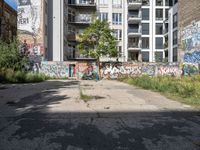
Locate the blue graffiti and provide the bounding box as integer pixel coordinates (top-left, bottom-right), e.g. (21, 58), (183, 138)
(184, 51), (200, 64)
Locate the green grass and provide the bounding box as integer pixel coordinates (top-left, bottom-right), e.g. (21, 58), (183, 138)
(0, 69), (49, 83)
(80, 89), (94, 102)
(118, 75), (200, 107)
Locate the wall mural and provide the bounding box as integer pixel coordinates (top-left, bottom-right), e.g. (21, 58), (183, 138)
(17, 0), (44, 57)
(100, 63), (182, 79)
(38, 62), (199, 79)
(181, 21), (200, 64)
(78, 62), (99, 80)
(18, 0), (41, 34)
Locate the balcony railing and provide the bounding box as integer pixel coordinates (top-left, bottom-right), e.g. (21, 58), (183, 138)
(128, 29), (140, 33)
(128, 43), (140, 48)
(68, 15), (93, 24)
(68, 0), (96, 6)
(128, 0), (142, 3)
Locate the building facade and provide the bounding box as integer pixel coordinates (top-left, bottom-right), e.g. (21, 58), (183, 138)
(0, 0), (17, 42)
(178, 0), (200, 64)
(17, 0), (48, 58)
(33, 0), (199, 63)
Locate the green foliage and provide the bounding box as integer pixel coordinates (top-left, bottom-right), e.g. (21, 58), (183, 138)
(0, 69), (48, 83)
(119, 75), (200, 106)
(77, 20), (118, 59)
(0, 40), (28, 71)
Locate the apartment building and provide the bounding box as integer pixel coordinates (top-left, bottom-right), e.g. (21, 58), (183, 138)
(97, 0), (125, 62)
(46, 0), (181, 62)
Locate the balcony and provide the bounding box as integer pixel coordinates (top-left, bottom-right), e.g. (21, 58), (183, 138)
(128, 15), (141, 24)
(68, 15), (93, 25)
(68, 0), (96, 9)
(128, 43), (141, 51)
(128, 29), (141, 37)
(128, 0), (142, 10)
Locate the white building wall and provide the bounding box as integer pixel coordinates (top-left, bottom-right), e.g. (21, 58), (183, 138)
(97, 0), (125, 62)
(52, 0), (64, 61)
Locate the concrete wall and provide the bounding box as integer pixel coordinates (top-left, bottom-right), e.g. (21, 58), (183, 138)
(37, 62), (199, 80)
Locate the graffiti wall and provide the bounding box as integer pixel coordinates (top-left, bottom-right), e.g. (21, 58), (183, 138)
(181, 21), (200, 64)
(77, 62), (99, 80)
(157, 65), (181, 76)
(40, 62), (70, 78)
(17, 0), (45, 56)
(38, 61), (199, 79)
(39, 61), (99, 79)
(100, 63), (182, 79)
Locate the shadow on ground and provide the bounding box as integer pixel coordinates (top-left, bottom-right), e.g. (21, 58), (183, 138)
(0, 81), (200, 150)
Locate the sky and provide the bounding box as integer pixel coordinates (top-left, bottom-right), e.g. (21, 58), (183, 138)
(5, 0), (17, 11)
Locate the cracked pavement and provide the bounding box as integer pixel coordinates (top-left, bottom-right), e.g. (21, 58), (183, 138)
(0, 80), (200, 150)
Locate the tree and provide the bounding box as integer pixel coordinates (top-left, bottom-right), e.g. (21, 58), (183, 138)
(77, 20), (118, 60)
(0, 40), (28, 71)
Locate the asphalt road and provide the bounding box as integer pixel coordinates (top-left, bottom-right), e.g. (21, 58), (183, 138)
(0, 80), (200, 150)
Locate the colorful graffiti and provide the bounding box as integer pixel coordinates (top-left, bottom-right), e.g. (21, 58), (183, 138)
(38, 62), (199, 79)
(141, 65), (156, 76)
(101, 63), (142, 79)
(181, 21), (200, 65)
(182, 63), (199, 76)
(78, 62), (98, 80)
(158, 65), (181, 76)
(40, 62), (69, 78)
(184, 51), (200, 64)
(100, 63), (183, 79)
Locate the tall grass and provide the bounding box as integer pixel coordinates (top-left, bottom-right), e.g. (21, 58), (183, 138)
(0, 69), (49, 83)
(119, 75), (200, 106)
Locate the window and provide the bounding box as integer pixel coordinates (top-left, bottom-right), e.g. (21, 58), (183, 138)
(173, 13), (178, 28)
(156, 0), (163, 6)
(165, 0), (173, 6)
(155, 52), (163, 62)
(142, 9), (149, 20)
(156, 23), (163, 35)
(142, 23), (149, 35)
(113, 29), (122, 41)
(142, 0), (150, 6)
(99, 13), (108, 21)
(99, 0), (108, 5)
(142, 52), (149, 62)
(165, 9), (169, 19)
(156, 37), (163, 49)
(142, 37), (149, 49)
(173, 30), (178, 45)
(112, 13), (122, 25)
(173, 47), (178, 62)
(156, 9), (163, 20)
(112, 0), (122, 8)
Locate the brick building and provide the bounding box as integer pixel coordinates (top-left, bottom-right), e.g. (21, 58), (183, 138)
(0, 0), (17, 42)
(178, 0), (200, 63)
